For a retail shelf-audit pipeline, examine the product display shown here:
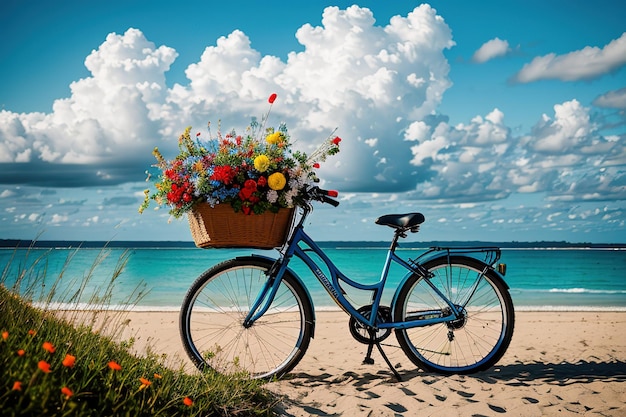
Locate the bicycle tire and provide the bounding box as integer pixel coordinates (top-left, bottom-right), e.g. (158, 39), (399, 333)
(394, 255), (514, 374)
(179, 256), (314, 379)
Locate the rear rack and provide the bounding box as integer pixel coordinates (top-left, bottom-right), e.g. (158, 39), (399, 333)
(411, 246), (502, 268)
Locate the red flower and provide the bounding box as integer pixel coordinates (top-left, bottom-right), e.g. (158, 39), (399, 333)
(12, 381), (22, 391)
(62, 354), (76, 368)
(183, 396), (193, 407)
(257, 176), (267, 187)
(239, 179), (258, 201)
(108, 361), (122, 371)
(211, 166), (237, 185)
(17, 349), (25, 356)
(1, 330), (7, 340)
(38, 360), (51, 373)
(139, 377), (152, 390)
(239, 189), (253, 201)
(332, 136), (342, 145)
(61, 386), (73, 399)
(268, 93), (277, 104)
(313, 163), (320, 168)
(42, 341), (56, 354)
(244, 179), (257, 190)
(165, 168), (177, 181)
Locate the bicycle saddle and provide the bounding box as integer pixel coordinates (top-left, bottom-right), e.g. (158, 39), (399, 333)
(375, 213), (425, 229)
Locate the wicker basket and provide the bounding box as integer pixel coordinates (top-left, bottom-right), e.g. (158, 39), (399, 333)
(188, 203), (295, 249)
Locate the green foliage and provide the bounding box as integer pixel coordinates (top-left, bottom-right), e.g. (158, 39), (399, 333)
(0, 247), (278, 416)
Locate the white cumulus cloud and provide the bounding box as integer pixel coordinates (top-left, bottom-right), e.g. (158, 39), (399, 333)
(0, 5), (623, 209)
(593, 87), (626, 109)
(0, 5), (455, 194)
(514, 32), (626, 82)
(472, 37), (511, 63)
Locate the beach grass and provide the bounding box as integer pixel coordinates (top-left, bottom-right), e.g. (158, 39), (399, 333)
(0, 246), (278, 416)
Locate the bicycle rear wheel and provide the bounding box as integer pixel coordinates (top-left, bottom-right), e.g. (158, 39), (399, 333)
(394, 255), (514, 374)
(179, 256), (314, 379)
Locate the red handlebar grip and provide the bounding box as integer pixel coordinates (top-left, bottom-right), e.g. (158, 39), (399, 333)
(327, 190), (339, 197)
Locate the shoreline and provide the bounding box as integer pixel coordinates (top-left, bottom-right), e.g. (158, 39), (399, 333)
(43, 303), (626, 312)
(60, 310), (626, 416)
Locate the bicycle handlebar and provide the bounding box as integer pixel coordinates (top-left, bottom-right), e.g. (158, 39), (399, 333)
(307, 186), (340, 207)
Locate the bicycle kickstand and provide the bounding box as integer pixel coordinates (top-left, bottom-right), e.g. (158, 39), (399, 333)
(363, 330), (403, 382)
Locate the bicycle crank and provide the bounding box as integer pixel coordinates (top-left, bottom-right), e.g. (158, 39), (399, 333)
(349, 305), (392, 344)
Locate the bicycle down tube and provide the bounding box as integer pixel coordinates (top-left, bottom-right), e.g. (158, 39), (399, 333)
(243, 224), (467, 331)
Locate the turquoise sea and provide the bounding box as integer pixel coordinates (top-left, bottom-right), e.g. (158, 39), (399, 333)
(1, 245), (625, 312)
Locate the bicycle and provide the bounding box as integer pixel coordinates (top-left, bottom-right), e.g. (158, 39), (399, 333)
(179, 186), (515, 381)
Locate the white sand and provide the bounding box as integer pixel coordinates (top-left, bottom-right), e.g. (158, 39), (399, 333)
(66, 310), (626, 416)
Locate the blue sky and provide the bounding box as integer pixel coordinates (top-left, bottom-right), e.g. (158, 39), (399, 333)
(1, 0), (625, 243)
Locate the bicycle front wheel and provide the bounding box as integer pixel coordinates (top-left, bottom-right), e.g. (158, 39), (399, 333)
(394, 255), (514, 374)
(179, 257), (314, 379)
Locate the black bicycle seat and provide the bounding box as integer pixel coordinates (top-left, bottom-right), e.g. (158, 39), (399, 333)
(375, 213), (425, 229)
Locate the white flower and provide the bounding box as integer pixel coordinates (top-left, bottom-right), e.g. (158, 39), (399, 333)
(267, 190), (278, 203)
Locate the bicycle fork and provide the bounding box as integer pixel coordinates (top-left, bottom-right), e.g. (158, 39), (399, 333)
(242, 260), (285, 328)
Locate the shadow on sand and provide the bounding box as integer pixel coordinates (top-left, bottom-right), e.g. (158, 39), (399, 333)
(274, 360), (626, 416)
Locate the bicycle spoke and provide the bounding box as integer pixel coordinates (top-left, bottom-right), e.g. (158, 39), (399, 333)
(395, 256), (514, 374)
(180, 258), (313, 379)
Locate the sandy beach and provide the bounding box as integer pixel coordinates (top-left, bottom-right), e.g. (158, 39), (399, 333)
(68, 310), (626, 416)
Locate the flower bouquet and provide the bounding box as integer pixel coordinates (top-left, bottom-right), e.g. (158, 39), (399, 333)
(139, 93), (341, 248)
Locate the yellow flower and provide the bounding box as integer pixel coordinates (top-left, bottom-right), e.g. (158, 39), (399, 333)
(152, 147), (165, 165)
(266, 132), (282, 144)
(254, 155), (270, 172)
(268, 172), (286, 190)
(192, 161), (201, 171)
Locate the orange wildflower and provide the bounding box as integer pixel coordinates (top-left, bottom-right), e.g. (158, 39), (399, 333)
(12, 381), (22, 391)
(183, 396), (193, 407)
(42, 341), (56, 354)
(62, 354), (76, 368)
(38, 360), (51, 373)
(108, 361), (122, 371)
(139, 377), (151, 390)
(28, 329), (36, 336)
(61, 386), (73, 399)
(153, 373), (162, 379)
(2, 330), (8, 340)
(17, 349), (25, 356)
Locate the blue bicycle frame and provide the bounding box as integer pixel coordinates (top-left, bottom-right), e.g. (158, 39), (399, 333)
(242, 219), (484, 331)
